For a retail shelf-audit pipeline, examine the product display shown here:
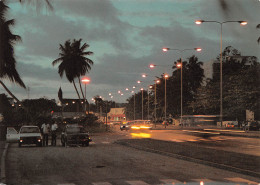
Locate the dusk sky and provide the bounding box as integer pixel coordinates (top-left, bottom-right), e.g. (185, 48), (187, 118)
(1, 0), (259, 103)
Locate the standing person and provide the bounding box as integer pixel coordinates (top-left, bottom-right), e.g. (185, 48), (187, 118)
(51, 122), (58, 146)
(41, 122), (50, 146)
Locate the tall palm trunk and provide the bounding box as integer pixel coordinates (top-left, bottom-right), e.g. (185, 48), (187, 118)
(0, 80), (20, 103)
(78, 77), (85, 99)
(72, 79), (85, 113)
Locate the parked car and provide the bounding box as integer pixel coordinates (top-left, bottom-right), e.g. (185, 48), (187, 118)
(6, 127), (19, 143)
(242, 121), (260, 131)
(61, 124), (92, 147)
(19, 126), (42, 147)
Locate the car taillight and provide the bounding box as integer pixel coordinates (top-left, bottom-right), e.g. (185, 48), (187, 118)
(20, 139), (23, 143)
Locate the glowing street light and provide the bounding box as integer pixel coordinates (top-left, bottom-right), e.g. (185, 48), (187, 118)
(81, 77), (91, 114)
(195, 19), (247, 127)
(162, 47), (202, 126)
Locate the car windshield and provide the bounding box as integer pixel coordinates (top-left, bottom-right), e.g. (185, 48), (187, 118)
(66, 126), (85, 133)
(20, 127), (40, 133)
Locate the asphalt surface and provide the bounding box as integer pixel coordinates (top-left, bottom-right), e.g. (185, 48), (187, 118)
(5, 134), (260, 185)
(1, 126), (260, 185)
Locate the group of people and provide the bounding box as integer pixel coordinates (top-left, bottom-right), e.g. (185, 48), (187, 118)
(41, 122), (58, 146)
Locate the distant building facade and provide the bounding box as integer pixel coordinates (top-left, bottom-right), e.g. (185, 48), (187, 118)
(107, 108), (126, 122)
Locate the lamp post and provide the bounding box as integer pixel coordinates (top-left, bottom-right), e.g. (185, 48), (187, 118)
(141, 88), (144, 120)
(195, 20), (247, 127)
(81, 77), (90, 114)
(131, 90), (136, 121)
(164, 74), (169, 122)
(154, 79), (160, 127)
(162, 47), (201, 126)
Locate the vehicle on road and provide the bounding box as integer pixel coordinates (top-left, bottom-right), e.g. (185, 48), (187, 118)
(162, 121), (169, 128)
(242, 121), (260, 131)
(223, 121), (238, 128)
(130, 120), (152, 130)
(61, 124), (92, 147)
(19, 126), (42, 147)
(6, 127), (19, 143)
(120, 122), (132, 131)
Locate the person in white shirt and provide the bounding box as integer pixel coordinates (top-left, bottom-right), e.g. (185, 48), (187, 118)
(41, 122), (50, 146)
(51, 122), (58, 146)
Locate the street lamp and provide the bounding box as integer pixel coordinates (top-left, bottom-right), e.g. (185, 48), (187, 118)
(162, 47), (202, 126)
(195, 19), (247, 127)
(164, 73), (169, 122)
(81, 77), (90, 114)
(141, 88), (144, 120)
(131, 90), (136, 121)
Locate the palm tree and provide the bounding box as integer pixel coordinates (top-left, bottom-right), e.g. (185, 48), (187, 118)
(0, 0), (53, 102)
(52, 39), (94, 113)
(0, 2), (25, 102)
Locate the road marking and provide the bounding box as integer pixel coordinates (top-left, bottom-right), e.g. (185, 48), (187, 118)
(92, 182), (112, 185)
(191, 178), (213, 182)
(170, 139), (184, 142)
(187, 139), (198, 142)
(126, 180), (149, 185)
(225, 177), (259, 185)
(160, 178), (181, 184)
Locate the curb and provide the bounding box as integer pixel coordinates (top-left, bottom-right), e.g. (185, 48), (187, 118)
(116, 140), (260, 178)
(0, 143), (9, 184)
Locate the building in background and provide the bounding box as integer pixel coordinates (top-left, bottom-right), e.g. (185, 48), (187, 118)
(107, 108), (126, 122)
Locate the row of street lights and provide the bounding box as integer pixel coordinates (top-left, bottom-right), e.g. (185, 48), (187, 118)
(80, 20), (247, 125)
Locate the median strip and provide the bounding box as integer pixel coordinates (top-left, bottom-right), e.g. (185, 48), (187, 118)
(115, 139), (260, 178)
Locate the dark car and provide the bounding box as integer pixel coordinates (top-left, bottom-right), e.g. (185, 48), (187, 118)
(243, 121), (260, 131)
(61, 125), (92, 147)
(120, 122), (132, 131)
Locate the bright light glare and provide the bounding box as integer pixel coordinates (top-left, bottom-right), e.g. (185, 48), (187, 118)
(118, 90), (121, 93)
(195, 20), (203, 24)
(81, 78), (90, 83)
(131, 133), (151, 138)
(121, 93), (123, 96)
(149, 64), (155, 68)
(137, 81), (141, 84)
(156, 80), (160, 84)
(162, 48), (169, 52)
(195, 48), (202, 51)
(149, 85), (153, 89)
(133, 86), (136, 89)
(109, 93), (111, 96)
(239, 21), (248, 26)
(126, 88), (129, 91)
(164, 74), (169, 78)
(176, 63), (182, 68)
(142, 74), (147, 78)
(141, 88), (144, 91)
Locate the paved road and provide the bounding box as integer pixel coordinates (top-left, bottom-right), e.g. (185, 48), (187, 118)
(5, 132), (260, 185)
(115, 126), (260, 156)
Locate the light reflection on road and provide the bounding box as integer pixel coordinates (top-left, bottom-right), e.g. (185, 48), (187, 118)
(130, 133), (151, 138)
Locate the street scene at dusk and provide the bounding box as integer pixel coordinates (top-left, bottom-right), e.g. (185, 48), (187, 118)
(0, 0), (260, 185)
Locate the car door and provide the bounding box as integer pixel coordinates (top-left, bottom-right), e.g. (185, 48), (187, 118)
(6, 127), (19, 143)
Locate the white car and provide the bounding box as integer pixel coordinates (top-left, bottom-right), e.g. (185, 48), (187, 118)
(18, 126), (42, 147)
